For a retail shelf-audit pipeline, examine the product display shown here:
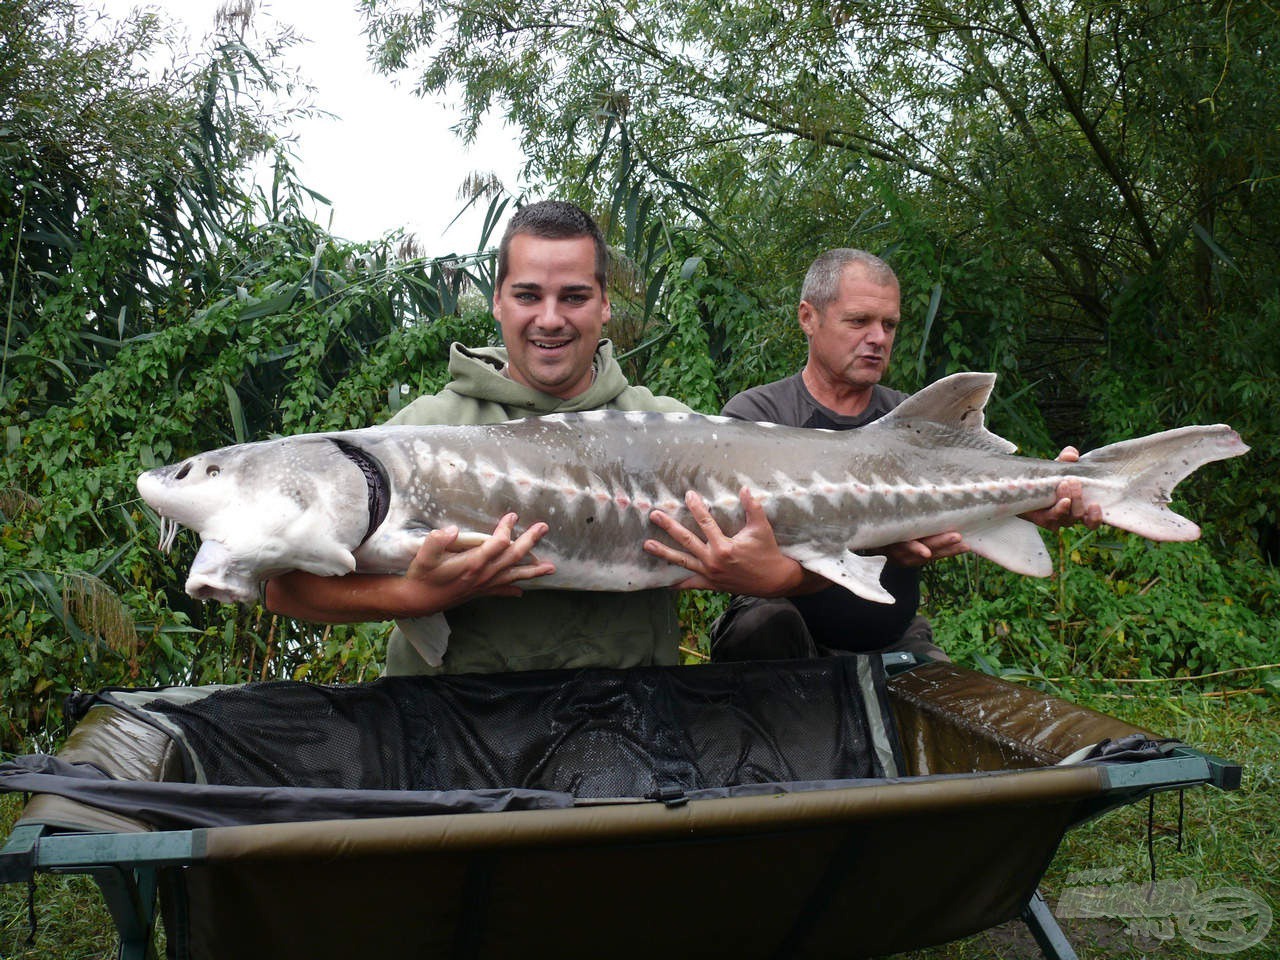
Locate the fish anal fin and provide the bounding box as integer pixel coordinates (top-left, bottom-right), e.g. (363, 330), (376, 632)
(962, 517), (1052, 576)
(787, 546), (895, 604)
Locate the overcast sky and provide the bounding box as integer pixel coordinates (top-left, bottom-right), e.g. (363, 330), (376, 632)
(94, 0), (525, 255)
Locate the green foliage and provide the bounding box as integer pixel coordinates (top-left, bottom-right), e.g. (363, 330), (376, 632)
(0, 207), (498, 747)
(0, 0), (297, 416)
(927, 523), (1280, 688)
(676, 590), (728, 662)
(0, 2), (503, 751)
(637, 254), (796, 414)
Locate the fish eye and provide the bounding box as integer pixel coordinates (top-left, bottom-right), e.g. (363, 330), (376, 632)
(206, 465), (220, 477)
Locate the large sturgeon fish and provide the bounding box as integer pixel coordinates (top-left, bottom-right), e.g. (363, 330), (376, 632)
(137, 372), (1247, 663)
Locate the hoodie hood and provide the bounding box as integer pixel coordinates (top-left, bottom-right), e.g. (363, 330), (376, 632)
(444, 340), (633, 414)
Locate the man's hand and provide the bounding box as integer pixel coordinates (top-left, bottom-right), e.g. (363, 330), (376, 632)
(1021, 447), (1104, 531)
(396, 513), (555, 610)
(879, 531), (968, 568)
(264, 513), (554, 622)
(644, 488), (808, 597)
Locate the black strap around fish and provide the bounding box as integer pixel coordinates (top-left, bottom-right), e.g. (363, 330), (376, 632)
(330, 439), (390, 546)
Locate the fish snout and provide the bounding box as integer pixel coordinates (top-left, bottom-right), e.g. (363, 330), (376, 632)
(139, 454), (224, 489)
(137, 455), (229, 526)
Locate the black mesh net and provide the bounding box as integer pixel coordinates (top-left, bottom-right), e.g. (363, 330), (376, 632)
(142, 658), (898, 798)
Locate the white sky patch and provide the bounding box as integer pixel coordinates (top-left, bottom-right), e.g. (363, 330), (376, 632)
(91, 0), (526, 255)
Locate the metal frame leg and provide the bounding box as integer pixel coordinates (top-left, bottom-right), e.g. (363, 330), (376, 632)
(3, 824), (163, 960)
(1023, 888), (1079, 960)
(82, 865), (160, 960)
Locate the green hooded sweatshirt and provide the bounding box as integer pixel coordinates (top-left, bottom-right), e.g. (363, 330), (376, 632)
(383, 341), (691, 676)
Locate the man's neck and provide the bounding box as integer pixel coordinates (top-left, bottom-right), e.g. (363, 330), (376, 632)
(801, 365), (874, 418)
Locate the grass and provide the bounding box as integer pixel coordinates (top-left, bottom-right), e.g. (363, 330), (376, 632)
(1, 688), (1275, 959)
(0, 795), (116, 959)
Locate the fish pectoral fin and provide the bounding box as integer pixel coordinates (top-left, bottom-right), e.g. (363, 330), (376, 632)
(787, 546), (895, 604)
(961, 517), (1052, 576)
(186, 539), (260, 604)
(295, 545), (358, 578)
(450, 530), (494, 551)
(398, 613), (451, 668)
(446, 530), (540, 565)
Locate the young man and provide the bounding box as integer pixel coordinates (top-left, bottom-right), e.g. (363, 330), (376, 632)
(650, 248), (1100, 662)
(265, 201), (798, 674)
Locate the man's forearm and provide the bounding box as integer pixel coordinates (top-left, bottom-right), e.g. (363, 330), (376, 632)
(264, 571), (436, 624)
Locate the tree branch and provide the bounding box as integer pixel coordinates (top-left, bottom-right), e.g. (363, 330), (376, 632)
(1010, 0), (1160, 259)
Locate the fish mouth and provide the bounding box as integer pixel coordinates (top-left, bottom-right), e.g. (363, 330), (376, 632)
(137, 474), (187, 552)
(137, 469), (202, 538)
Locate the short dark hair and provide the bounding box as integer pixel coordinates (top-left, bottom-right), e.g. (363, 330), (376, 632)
(495, 200), (609, 291)
(800, 249), (897, 308)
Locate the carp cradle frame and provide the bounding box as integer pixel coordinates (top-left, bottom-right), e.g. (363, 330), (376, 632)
(1, 655), (1241, 960)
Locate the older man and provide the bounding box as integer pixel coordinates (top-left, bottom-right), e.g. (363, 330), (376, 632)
(648, 248), (1099, 662)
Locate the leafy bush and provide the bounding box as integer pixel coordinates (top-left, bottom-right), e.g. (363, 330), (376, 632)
(0, 3), (502, 751)
(927, 522), (1279, 688)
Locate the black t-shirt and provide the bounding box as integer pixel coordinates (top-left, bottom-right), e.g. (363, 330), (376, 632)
(722, 374), (919, 652)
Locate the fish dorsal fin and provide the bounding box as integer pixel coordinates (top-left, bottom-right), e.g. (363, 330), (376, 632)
(876, 372), (1018, 454)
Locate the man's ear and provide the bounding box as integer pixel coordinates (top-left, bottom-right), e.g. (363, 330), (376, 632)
(797, 300), (818, 337)
(601, 292), (611, 326)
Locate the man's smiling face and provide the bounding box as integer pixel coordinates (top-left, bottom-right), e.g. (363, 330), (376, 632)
(492, 233), (610, 399)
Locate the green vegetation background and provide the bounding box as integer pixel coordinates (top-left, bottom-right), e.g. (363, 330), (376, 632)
(1, 0), (1277, 954)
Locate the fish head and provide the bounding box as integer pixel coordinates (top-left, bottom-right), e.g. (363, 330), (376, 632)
(137, 436), (373, 603)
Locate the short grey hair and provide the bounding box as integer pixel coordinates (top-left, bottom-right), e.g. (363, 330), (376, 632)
(800, 249), (897, 308)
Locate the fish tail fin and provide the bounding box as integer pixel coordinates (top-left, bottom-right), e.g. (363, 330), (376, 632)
(1079, 425), (1248, 541)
